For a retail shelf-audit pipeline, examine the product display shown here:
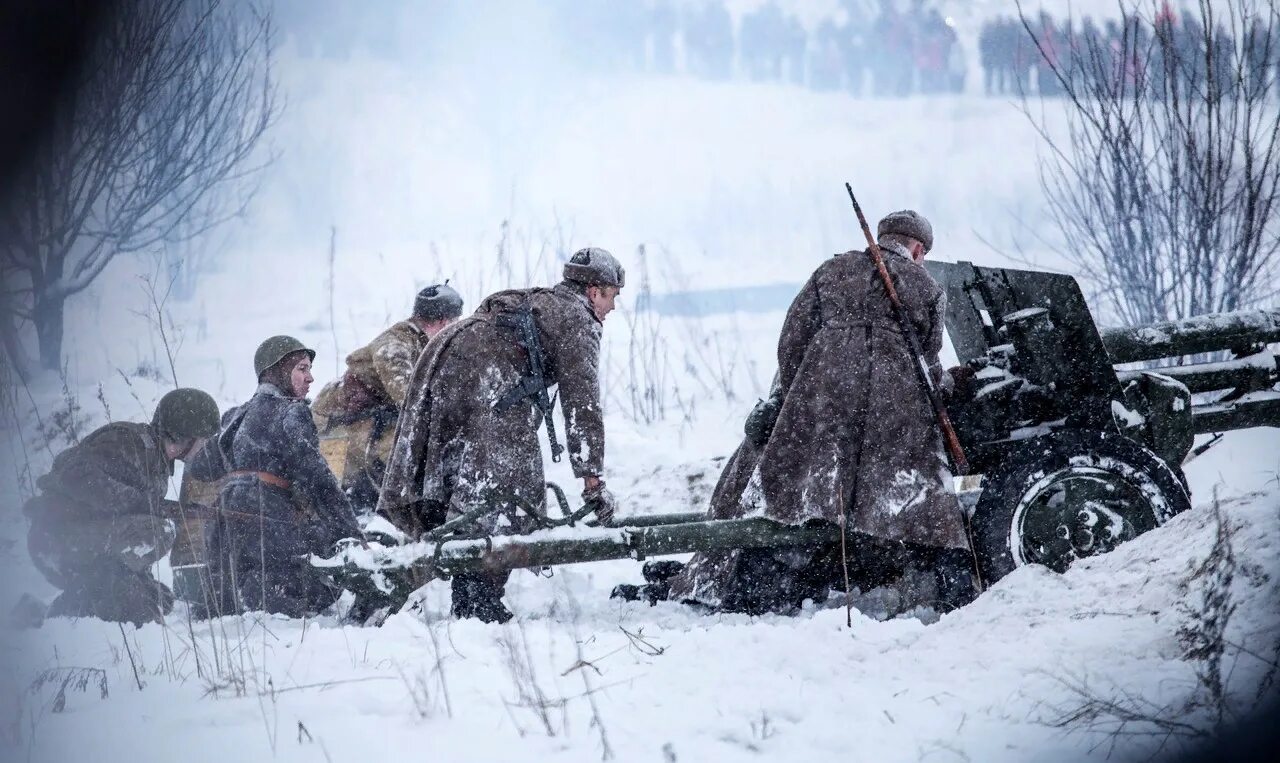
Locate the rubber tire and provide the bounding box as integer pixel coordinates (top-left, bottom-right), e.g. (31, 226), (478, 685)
(971, 429), (1191, 585)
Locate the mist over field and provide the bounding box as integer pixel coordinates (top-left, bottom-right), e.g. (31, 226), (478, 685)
(1, 2), (1277, 762)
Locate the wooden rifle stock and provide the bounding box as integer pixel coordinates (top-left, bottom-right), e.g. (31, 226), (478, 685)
(843, 183), (970, 476)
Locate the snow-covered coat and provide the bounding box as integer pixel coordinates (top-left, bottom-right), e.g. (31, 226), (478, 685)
(378, 282), (605, 536)
(746, 245), (967, 550)
(188, 383), (359, 541)
(670, 247), (967, 608)
(319, 319), (428, 413)
(26, 422), (171, 522)
(187, 383), (360, 616)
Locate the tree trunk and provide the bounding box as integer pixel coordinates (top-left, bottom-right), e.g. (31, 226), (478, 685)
(0, 298), (32, 381)
(33, 294), (65, 371)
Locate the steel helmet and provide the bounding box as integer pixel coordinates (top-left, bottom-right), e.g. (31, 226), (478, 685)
(253, 335), (316, 379)
(152, 388), (220, 441)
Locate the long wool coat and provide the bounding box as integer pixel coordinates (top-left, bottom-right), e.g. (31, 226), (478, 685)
(377, 283), (605, 536)
(746, 246), (967, 550)
(187, 383), (361, 616)
(672, 247), (968, 607)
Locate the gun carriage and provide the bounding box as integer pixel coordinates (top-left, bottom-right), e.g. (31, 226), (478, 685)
(307, 264), (1278, 605)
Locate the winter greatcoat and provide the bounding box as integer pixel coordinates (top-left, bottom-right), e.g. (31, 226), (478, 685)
(378, 282), (605, 536)
(188, 383), (360, 616)
(745, 245), (967, 549)
(24, 421), (177, 623)
(668, 245), (968, 609)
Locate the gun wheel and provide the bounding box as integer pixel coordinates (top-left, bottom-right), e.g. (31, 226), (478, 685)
(971, 430), (1191, 584)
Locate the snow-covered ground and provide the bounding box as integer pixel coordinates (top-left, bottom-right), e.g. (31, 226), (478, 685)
(2, 2), (1279, 760)
(2, 432), (1276, 763)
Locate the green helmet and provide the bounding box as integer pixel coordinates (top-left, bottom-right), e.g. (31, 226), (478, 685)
(152, 388), (220, 442)
(253, 335), (316, 379)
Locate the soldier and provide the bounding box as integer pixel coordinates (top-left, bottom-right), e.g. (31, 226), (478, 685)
(668, 211), (978, 615)
(24, 388), (220, 625)
(187, 336), (362, 618)
(379, 248), (624, 623)
(312, 284), (464, 511)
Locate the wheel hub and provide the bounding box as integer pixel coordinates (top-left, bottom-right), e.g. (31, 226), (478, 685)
(1014, 468), (1159, 572)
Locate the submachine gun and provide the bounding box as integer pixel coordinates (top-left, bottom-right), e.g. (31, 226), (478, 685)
(494, 304), (565, 462)
(319, 264), (1279, 608)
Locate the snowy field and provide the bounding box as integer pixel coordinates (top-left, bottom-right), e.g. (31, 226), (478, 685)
(2, 1), (1279, 761)
(2, 431), (1276, 763)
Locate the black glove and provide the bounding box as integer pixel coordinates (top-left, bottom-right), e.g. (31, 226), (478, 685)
(642, 560), (686, 583)
(417, 499), (449, 531)
(946, 364), (978, 402)
(582, 482), (618, 525)
(743, 396), (781, 446)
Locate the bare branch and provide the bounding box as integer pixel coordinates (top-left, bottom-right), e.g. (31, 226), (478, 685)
(0, 0), (280, 370)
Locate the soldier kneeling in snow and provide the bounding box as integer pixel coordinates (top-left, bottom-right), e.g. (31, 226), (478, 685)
(24, 388), (221, 625)
(187, 336), (363, 618)
(654, 210), (979, 615)
(378, 248), (624, 623)
(312, 284), (464, 512)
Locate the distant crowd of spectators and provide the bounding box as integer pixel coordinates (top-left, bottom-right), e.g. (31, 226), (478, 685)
(574, 0), (973, 97)
(279, 0), (969, 98)
(277, 1), (1280, 101)
(603, 0), (968, 96)
(979, 6), (1277, 97)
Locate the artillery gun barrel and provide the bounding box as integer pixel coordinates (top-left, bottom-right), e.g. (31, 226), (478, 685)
(1100, 309), (1280, 364)
(333, 517), (840, 582)
(1189, 393), (1280, 433)
(604, 512), (705, 528)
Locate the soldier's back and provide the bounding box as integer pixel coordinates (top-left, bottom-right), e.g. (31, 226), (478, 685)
(34, 421), (167, 519)
(810, 250), (942, 335)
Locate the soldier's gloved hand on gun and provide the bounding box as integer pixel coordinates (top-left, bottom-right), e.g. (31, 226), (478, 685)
(582, 476), (617, 525)
(743, 395), (781, 446)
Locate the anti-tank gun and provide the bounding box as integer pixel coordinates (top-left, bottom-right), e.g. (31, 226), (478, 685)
(928, 261), (1280, 582)
(319, 264), (1279, 608)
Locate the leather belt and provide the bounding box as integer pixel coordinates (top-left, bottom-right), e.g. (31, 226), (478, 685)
(227, 470), (292, 490)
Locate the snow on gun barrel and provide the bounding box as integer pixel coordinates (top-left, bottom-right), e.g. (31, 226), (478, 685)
(313, 511), (843, 603)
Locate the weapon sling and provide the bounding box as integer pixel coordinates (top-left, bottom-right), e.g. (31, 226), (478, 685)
(844, 184), (969, 474)
(844, 183), (984, 592)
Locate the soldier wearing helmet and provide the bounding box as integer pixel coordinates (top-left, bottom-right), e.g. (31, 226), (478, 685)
(24, 388), (220, 625)
(312, 283), (465, 512)
(379, 248), (624, 622)
(187, 335), (361, 618)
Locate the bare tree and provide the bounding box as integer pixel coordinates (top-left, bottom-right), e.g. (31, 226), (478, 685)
(1016, 0), (1280, 328)
(0, 0), (279, 374)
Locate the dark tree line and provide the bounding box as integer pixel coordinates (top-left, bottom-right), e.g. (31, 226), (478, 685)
(0, 0), (278, 375)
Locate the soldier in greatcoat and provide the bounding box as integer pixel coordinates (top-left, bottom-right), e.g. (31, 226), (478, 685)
(378, 248), (624, 622)
(667, 210), (978, 614)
